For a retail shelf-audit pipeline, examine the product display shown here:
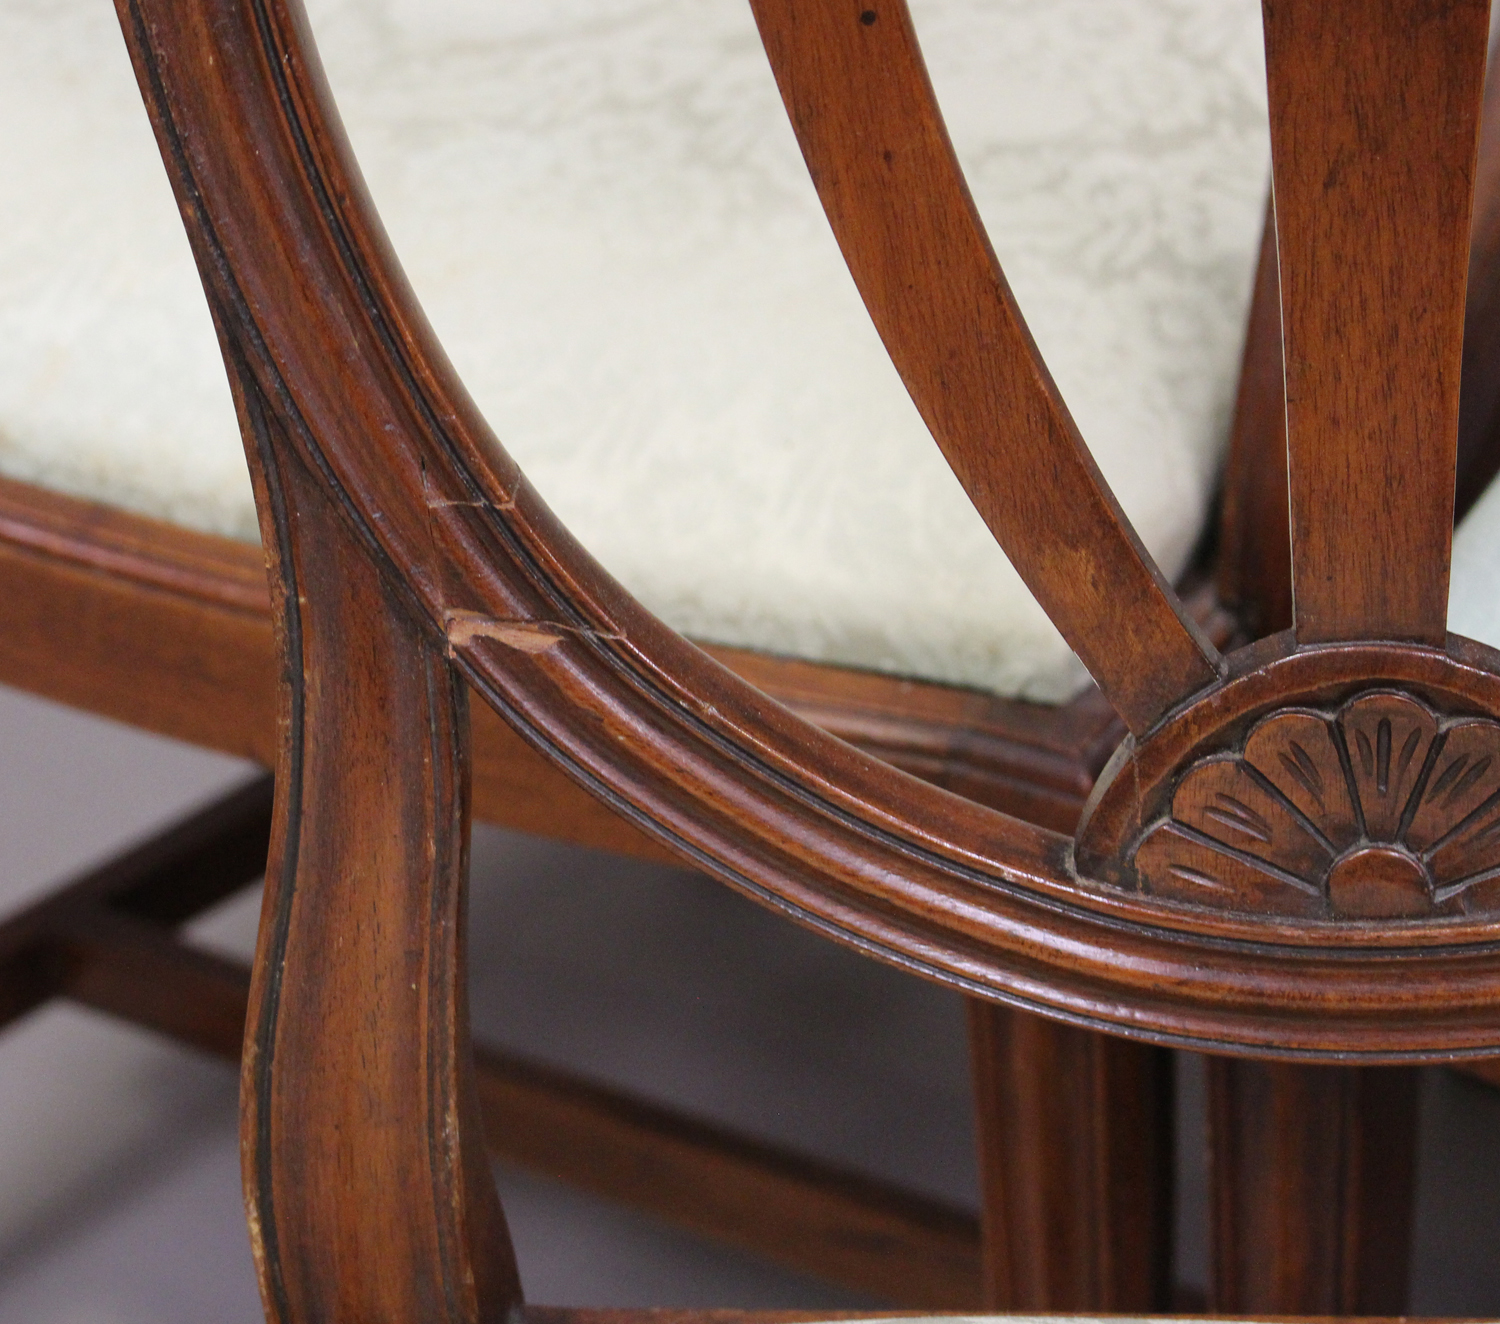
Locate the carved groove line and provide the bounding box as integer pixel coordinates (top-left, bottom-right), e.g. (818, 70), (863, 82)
(212, 0), (1042, 915)
(125, 0), (1500, 1056)
(1239, 759), (1339, 857)
(1130, 691), (1500, 919)
(1159, 818), (1323, 898)
(229, 374), (299, 1324)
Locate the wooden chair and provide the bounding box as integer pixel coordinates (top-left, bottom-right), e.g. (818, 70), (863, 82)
(0, 0), (1211, 1310)
(9, 0), (1500, 1316)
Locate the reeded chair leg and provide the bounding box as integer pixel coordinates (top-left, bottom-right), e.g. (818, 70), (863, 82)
(967, 1000), (1173, 1311)
(1206, 1059), (1420, 1314)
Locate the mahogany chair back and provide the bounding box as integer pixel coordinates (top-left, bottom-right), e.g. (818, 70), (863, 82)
(112, 0), (1500, 1317)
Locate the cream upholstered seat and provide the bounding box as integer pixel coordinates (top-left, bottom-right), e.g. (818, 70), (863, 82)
(0, 0), (1300, 702)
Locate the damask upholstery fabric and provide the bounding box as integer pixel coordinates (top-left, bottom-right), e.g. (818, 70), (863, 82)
(0, 0), (1274, 701)
(1448, 482), (1500, 652)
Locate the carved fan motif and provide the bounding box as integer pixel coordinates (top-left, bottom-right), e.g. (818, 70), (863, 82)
(1132, 691), (1500, 918)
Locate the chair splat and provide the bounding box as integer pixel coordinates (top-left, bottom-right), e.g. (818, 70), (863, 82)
(1265, 0), (1489, 646)
(750, 0), (1220, 736)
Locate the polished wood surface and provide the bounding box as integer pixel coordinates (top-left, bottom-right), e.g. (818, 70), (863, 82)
(1264, 0), (1487, 645)
(1456, 27), (1500, 521)
(0, 476), (278, 766)
(111, 0), (1500, 1052)
(748, 0), (1218, 735)
(1228, 46), (1500, 613)
(0, 777), (983, 1309)
(967, 1003), (1171, 1312)
(1217, 198), (1292, 640)
(524, 1312), (887, 1324)
(1207, 1060), (1419, 1315)
(21, 781), (1500, 1317)
(0, 471), (1122, 848)
(9, 0), (1500, 1317)
(1126, 687), (1500, 920)
(238, 444), (519, 1324)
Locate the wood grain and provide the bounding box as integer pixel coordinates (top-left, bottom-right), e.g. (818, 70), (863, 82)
(118, 0), (1500, 1060)
(0, 775), (982, 1308)
(472, 1047), (981, 1309)
(0, 474), (1118, 852)
(748, 0), (1220, 734)
(28, 777), (1500, 1314)
(1110, 683), (1500, 920)
(524, 1312), (890, 1324)
(0, 478), (279, 766)
(48, 928), (983, 1307)
(1223, 49), (1500, 610)
(1455, 32), (1500, 521)
(1265, 0), (1488, 644)
(238, 438), (518, 1324)
(0, 774), (271, 1035)
(36, 0), (1500, 1313)
(1217, 197), (1292, 639)
(1129, 688), (1500, 919)
(1207, 1058), (1419, 1314)
(967, 1002), (1171, 1311)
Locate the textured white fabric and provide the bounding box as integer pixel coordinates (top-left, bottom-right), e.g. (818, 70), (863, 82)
(1448, 0), (1500, 657)
(0, 0), (1270, 701)
(1449, 483), (1500, 654)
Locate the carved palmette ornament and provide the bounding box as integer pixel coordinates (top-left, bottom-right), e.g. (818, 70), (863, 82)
(1131, 690), (1500, 919)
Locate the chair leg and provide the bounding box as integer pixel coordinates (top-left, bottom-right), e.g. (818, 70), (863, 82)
(1206, 1058), (1420, 1314)
(967, 1000), (1173, 1310)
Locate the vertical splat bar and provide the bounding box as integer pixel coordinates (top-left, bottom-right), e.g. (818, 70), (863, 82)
(751, 0), (1220, 735)
(1218, 196), (1292, 638)
(1265, 0), (1488, 644)
(1455, 36), (1500, 519)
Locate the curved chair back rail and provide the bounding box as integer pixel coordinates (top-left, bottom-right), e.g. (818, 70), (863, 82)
(115, 0), (1500, 1059)
(108, 0), (1500, 1319)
